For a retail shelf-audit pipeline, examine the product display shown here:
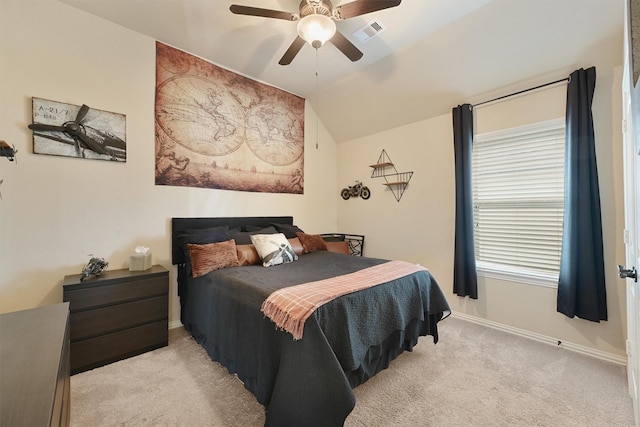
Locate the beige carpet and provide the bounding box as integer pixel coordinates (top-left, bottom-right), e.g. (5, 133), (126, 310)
(71, 317), (634, 426)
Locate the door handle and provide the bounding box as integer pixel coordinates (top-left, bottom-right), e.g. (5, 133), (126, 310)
(618, 265), (638, 282)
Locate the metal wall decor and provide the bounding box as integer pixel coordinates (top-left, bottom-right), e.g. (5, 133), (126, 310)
(28, 98), (126, 162)
(340, 180), (370, 200)
(0, 141), (16, 162)
(370, 149), (412, 202)
(0, 140), (17, 200)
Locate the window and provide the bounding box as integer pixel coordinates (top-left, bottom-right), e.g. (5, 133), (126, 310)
(472, 119), (565, 286)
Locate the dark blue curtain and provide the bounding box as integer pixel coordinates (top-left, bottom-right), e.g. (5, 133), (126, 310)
(452, 104), (478, 299)
(557, 67), (607, 321)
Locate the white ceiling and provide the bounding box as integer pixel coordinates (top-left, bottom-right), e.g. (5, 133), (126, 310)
(58, 0), (624, 143)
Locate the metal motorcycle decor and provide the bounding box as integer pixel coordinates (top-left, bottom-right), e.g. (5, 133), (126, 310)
(80, 255), (109, 281)
(341, 180), (371, 200)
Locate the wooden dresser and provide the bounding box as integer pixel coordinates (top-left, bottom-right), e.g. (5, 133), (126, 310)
(0, 303), (71, 427)
(62, 265), (169, 375)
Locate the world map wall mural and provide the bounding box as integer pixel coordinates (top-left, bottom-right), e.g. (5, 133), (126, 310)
(155, 42), (305, 193)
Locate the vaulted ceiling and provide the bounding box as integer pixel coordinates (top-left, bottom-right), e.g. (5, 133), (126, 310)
(59, 0), (624, 142)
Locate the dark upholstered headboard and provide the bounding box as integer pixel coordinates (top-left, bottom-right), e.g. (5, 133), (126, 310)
(171, 216), (293, 265)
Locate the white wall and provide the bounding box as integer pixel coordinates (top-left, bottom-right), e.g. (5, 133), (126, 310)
(0, 0), (628, 359)
(0, 0), (338, 325)
(337, 67), (627, 359)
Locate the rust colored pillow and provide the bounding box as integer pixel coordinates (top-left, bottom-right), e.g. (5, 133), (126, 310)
(325, 241), (349, 255)
(236, 244), (260, 266)
(288, 237), (304, 257)
(187, 239), (239, 278)
(296, 232), (327, 254)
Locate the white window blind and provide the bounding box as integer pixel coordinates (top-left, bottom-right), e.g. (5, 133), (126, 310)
(472, 119), (565, 281)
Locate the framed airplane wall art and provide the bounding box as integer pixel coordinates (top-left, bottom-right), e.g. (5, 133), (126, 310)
(28, 97), (127, 162)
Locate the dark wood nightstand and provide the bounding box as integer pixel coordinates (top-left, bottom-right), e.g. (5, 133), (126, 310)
(63, 265), (169, 375)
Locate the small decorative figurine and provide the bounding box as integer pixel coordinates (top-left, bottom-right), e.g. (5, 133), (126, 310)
(341, 180), (371, 200)
(80, 255), (109, 281)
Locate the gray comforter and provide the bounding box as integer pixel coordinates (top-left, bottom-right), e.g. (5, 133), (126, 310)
(180, 251), (450, 427)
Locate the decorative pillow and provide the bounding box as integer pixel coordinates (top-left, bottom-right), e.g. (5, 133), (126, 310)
(176, 225), (230, 249)
(250, 233), (298, 267)
(244, 225), (270, 232)
(296, 232), (328, 253)
(325, 241), (350, 255)
(271, 223), (305, 239)
(176, 225), (231, 274)
(236, 244), (261, 266)
(187, 239), (239, 278)
(287, 237), (304, 257)
(231, 226), (277, 245)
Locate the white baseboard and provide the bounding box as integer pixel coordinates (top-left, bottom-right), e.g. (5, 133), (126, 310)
(450, 311), (627, 366)
(169, 320), (183, 330)
(168, 312), (626, 365)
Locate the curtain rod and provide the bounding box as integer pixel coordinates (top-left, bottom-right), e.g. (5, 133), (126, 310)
(472, 77), (569, 108)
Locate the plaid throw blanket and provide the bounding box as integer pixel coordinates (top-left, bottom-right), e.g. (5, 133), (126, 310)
(260, 260), (427, 340)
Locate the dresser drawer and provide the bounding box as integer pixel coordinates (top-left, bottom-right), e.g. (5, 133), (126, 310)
(64, 276), (168, 311)
(69, 295), (168, 341)
(70, 320), (168, 374)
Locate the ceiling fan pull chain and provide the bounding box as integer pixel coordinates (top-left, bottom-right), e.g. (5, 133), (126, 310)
(315, 48), (319, 149)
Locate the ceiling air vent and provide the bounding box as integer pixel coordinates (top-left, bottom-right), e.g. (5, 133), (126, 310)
(352, 20), (387, 43)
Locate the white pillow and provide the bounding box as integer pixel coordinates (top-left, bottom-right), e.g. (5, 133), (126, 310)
(250, 233), (298, 267)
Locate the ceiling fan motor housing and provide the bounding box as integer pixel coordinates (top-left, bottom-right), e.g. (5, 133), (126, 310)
(299, 0), (333, 19)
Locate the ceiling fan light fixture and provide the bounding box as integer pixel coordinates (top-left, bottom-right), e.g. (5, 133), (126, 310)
(297, 14), (336, 48)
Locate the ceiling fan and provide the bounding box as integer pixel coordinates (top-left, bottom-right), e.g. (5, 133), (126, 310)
(229, 0), (402, 65)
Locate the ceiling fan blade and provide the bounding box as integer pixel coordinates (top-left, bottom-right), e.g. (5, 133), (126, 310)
(75, 104), (90, 123)
(76, 132), (109, 155)
(28, 123), (66, 132)
(329, 31), (363, 62)
(230, 5), (298, 21)
(334, 0), (401, 20)
(279, 36), (306, 65)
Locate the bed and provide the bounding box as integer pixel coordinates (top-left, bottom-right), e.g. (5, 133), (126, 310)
(172, 216), (450, 427)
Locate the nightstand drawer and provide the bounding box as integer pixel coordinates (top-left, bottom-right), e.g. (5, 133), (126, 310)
(70, 320), (167, 374)
(69, 295), (168, 341)
(64, 276), (168, 311)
